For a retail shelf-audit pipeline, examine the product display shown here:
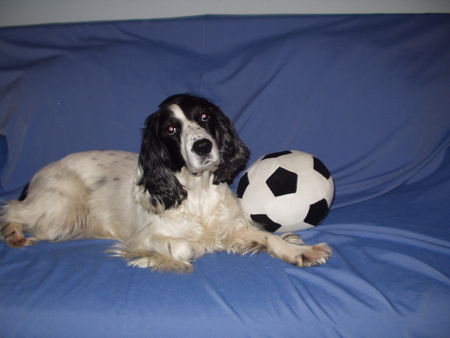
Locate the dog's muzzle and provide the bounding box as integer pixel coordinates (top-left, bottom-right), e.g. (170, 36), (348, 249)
(185, 136), (219, 174)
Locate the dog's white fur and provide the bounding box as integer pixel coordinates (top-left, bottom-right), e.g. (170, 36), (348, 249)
(1, 101), (331, 273)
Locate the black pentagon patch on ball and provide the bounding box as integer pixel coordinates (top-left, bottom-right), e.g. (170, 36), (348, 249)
(304, 199), (329, 226)
(262, 150), (292, 160)
(266, 167), (298, 197)
(236, 172), (249, 198)
(313, 157), (331, 180)
(251, 214), (282, 232)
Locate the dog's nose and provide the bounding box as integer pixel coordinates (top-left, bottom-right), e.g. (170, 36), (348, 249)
(192, 139), (212, 156)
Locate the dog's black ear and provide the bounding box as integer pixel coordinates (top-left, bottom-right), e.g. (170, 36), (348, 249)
(138, 112), (187, 210)
(213, 109), (250, 185)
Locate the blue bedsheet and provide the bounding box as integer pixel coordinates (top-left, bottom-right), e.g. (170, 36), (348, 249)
(1, 14), (449, 337)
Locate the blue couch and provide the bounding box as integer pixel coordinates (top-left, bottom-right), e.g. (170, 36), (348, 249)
(1, 14), (449, 337)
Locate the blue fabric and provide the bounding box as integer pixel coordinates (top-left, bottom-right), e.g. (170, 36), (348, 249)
(0, 14), (449, 338)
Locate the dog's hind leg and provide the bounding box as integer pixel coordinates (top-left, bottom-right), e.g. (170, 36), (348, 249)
(1, 222), (37, 248)
(0, 164), (93, 245)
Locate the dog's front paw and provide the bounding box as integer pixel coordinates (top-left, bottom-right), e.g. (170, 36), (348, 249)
(168, 240), (205, 263)
(127, 253), (194, 273)
(6, 237), (37, 248)
(296, 243), (332, 267)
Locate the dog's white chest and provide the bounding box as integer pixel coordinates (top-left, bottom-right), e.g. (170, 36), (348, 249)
(155, 169), (241, 241)
(177, 170), (226, 219)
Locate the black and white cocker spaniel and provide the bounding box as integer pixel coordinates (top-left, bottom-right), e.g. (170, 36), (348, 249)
(1, 94), (331, 272)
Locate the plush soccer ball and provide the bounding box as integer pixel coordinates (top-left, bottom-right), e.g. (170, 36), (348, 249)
(237, 150), (334, 233)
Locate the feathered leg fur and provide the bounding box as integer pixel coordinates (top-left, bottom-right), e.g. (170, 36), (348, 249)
(224, 227), (332, 268)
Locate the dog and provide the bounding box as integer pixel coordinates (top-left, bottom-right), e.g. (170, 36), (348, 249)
(1, 94), (331, 273)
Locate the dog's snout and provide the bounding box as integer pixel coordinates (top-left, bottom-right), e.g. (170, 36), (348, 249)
(192, 139), (212, 156)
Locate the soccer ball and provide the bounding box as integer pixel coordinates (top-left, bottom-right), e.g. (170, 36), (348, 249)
(237, 150), (334, 233)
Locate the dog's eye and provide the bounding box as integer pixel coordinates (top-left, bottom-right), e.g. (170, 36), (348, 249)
(167, 125), (177, 135)
(200, 113), (209, 122)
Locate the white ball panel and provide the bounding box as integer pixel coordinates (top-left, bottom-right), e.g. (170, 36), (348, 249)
(239, 177), (271, 215)
(325, 177), (335, 206)
(275, 150), (314, 174)
(296, 170), (331, 203)
(264, 193), (309, 226)
(247, 156), (279, 179)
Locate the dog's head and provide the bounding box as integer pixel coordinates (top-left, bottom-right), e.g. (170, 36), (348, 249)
(138, 94), (249, 210)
